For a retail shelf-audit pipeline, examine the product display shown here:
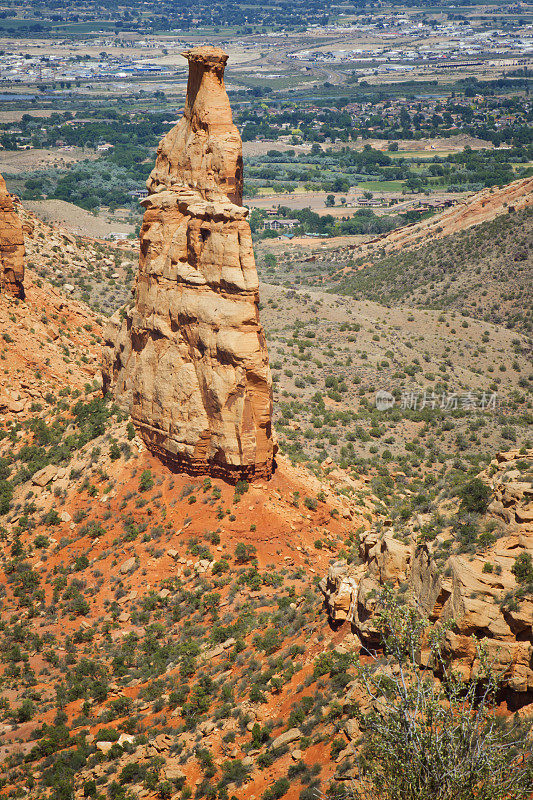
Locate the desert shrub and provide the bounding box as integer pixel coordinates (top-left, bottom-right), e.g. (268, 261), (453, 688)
(0, 472), (13, 514)
(351, 587), (532, 800)
(119, 762), (147, 784)
(234, 480), (249, 501)
(458, 478), (490, 514)
(257, 629), (282, 656)
(79, 520), (104, 539)
(17, 698), (35, 722)
(218, 759), (249, 788)
(330, 737), (346, 759)
(238, 567), (262, 591)
(139, 470), (154, 492)
(251, 723), (270, 748)
(257, 751), (275, 769)
(453, 514), (481, 553)
(212, 559), (229, 575)
(109, 441), (120, 460)
(511, 552), (533, 584)
(263, 778), (290, 800)
(43, 509), (61, 526)
(83, 780), (97, 798)
(73, 555), (89, 571)
(157, 782), (173, 799)
(235, 542), (257, 563)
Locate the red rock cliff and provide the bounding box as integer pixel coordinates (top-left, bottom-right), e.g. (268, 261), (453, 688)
(0, 174), (25, 299)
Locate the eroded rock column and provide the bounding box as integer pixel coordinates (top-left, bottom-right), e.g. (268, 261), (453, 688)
(103, 46), (275, 481)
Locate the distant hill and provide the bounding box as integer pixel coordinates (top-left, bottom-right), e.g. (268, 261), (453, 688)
(334, 206), (532, 333)
(24, 199), (135, 240)
(345, 175), (533, 258)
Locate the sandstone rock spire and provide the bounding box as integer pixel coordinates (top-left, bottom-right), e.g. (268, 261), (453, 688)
(0, 174), (25, 299)
(148, 46), (243, 205)
(103, 46), (276, 481)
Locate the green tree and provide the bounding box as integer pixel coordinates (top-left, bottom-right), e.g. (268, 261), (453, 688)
(139, 469), (154, 492)
(458, 478), (491, 514)
(406, 176), (424, 193)
(234, 542), (256, 564)
(17, 698), (35, 722)
(511, 552), (533, 584)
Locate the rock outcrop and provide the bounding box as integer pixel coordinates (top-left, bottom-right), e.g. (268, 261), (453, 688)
(103, 46), (275, 481)
(0, 174), (24, 298)
(321, 450), (533, 700)
(319, 560), (358, 624)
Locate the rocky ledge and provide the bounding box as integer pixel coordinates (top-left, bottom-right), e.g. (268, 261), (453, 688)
(0, 173), (25, 299)
(321, 449), (533, 702)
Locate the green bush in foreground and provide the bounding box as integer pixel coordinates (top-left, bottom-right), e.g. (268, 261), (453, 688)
(511, 553), (533, 585)
(351, 588), (532, 800)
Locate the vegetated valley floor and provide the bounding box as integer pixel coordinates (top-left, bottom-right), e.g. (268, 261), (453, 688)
(0, 271), (530, 800)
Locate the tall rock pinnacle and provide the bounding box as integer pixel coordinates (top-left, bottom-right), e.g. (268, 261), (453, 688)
(103, 46), (276, 481)
(0, 174), (25, 299)
(148, 46), (243, 205)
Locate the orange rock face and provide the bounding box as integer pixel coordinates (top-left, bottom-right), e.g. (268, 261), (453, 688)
(103, 46), (276, 481)
(0, 174), (25, 299)
(148, 46), (243, 205)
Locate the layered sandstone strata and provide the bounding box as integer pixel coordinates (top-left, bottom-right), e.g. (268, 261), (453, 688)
(103, 46), (275, 481)
(0, 174), (25, 298)
(320, 449), (533, 697)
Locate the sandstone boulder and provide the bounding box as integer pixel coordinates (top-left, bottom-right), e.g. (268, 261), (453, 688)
(96, 741), (114, 755)
(119, 557), (136, 575)
(103, 46), (275, 482)
(117, 734), (135, 747)
(165, 761), (186, 781)
(319, 560), (358, 624)
(271, 728), (301, 750)
(151, 733), (173, 752)
(32, 464), (58, 487)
